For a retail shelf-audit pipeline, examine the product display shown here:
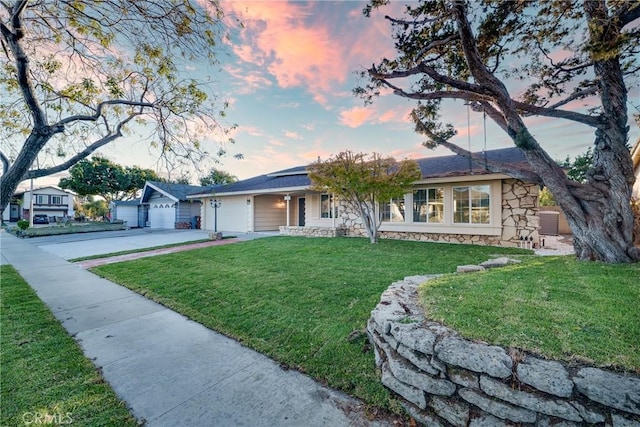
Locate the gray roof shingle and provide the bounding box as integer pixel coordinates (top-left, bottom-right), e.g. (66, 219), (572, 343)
(200, 147), (527, 195)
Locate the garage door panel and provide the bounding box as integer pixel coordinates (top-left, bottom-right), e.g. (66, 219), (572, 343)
(213, 197), (247, 232)
(149, 203), (175, 229)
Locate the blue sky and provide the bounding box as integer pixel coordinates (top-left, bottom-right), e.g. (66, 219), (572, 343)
(27, 0), (640, 188)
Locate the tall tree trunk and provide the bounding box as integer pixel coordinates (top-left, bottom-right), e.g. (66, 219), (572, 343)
(0, 131), (52, 215)
(561, 0), (640, 262)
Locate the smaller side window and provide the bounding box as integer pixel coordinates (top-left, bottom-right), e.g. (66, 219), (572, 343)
(381, 197), (405, 222)
(320, 194), (336, 218)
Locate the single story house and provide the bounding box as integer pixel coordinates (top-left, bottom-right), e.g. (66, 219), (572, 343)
(2, 186), (75, 223)
(134, 181), (207, 229)
(189, 147), (540, 247)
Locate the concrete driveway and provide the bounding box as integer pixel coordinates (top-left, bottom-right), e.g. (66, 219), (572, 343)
(30, 228), (213, 260)
(23, 228), (279, 261)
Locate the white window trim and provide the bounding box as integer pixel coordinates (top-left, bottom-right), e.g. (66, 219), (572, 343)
(379, 180), (502, 236)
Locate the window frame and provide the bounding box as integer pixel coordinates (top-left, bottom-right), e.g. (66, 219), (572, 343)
(377, 179), (502, 236)
(380, 197), (406, 223)
(453, 185), (491, 225)
(320, 193), (336, 219)
(412, 187), (444, 224)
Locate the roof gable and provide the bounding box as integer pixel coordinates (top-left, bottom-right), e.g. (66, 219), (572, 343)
(141, 181), (210, 202)
(14, 186), (75, 197)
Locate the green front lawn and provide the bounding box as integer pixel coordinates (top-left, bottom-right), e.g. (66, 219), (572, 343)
(420, 256), (640, 372)
(1, 266), (138, 427)
(92, 236), (530, 412)
(91, 236), (639, 415)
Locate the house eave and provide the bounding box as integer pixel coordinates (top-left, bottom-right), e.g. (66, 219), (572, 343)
(415, 173), (513, 185)
(142, 182), (180, 203)
(188, 185), (310, 199)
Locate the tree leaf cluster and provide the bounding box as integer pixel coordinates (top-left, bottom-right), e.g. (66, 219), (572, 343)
(59, 156), (161, 203)
(308, 151), (421, 243)
(199, 168), (238, 186)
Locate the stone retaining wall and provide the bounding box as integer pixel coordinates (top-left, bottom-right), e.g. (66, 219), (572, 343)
(367, 276), (640, 426)
(279, 225), (346, 237)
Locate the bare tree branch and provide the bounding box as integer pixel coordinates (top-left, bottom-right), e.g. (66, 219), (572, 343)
(372, 68), (601, 128)
(412, 111), (543, 185)
(25, 113), (138, 179)
(55, 99), (155, 127)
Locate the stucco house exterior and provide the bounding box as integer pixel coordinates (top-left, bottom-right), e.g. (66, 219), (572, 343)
(190, 148), (540, 247)
(2, 186), (75, 223)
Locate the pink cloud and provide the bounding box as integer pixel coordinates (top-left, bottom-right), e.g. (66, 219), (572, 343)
(224, 65), (272, 94)
(339, 106), (376, 128)
(222, 1), (401, 105)
(338, 104), (412, 128)
(283, 130), (302, 140)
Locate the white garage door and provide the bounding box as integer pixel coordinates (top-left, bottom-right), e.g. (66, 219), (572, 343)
(116, 206), (139, 227)
(149, 203), (176, 229)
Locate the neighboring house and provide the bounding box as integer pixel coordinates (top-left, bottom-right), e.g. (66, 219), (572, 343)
(139, 181), (206, 229)
(109, 199), (144, 228)
(189, 147), (540, 247)
(2, 186), (75, 223)
(632, 137), (640, 199)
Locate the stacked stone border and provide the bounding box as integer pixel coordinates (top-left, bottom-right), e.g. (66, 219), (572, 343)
(279, 225), (346, 238)
(367, 275), (640, 426)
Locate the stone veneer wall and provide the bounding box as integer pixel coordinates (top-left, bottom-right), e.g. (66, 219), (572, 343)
(279, 225), (346, 237)
(367, 276), (640, 426)
(339, 179), (539, 247)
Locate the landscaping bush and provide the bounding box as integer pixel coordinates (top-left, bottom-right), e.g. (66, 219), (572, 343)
(16, 219), (29, 230)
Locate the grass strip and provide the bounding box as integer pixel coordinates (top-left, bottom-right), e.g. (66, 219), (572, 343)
(92, 236), (530, 412)
(420, 256), (640, 372)
(1, 265), (138, 426)
(68, 239), (212, 262)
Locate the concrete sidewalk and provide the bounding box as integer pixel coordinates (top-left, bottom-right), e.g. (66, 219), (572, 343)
(0, 232), (392, 426)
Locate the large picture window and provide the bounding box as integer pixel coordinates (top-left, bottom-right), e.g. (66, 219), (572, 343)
(453, 185), (490, 224)
(381, 198), (405, 222)
(413, 188), (444, 223)
(50, 195), (62, 205)
(35, 195), (47, 204)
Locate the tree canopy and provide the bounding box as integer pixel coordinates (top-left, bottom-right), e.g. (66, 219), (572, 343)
(199, 168), (238, 186)
(0, 0), (238, 214)
(58, 156), (161, 203)
(308, 151), (421, 243)
(360, 0), (640, 262)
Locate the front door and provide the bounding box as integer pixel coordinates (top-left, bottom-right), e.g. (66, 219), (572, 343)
(298, 198), (305, 226)
(9, 204), (19, 221)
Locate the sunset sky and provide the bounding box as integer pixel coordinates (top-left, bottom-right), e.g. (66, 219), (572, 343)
(27, 0), (640, 188)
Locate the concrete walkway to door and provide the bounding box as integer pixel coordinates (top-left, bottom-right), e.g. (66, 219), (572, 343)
(0, 231), (392, 426)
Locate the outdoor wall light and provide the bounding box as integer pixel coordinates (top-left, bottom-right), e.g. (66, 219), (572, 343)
(246, 198), (251, 205)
